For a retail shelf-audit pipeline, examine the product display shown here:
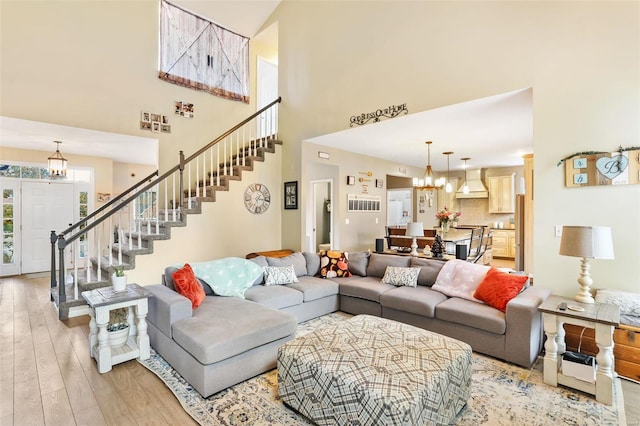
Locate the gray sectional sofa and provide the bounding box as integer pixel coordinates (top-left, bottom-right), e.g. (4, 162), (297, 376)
(145, 251), (550, 398)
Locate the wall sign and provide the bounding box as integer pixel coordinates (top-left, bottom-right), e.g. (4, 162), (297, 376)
(350, 103), (408, 127)
(562, 148), (640, 187)
(347, 194), (381, 212)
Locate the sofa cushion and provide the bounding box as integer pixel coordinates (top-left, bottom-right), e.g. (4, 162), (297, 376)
(435, 297), (506, 335)
(264, 265), (299, 285)
(172, 263), (206, 309)
(164, 266), (214, 295)
(266, 252), (308, 277)
(409, 257), (446, 287)
(367, 253), (410, 278)
(381, 266), (421, 287)
(171, 297), (297, 365)
(431, 259), (490, 303)
(473, 267), (529, 312)
(244, 284), (304, 310)
(338, 276), (395, 302)
(380, 285), (448, 317)
(320, 250), (352, 278)
(190, 258), (264, 299)
(287, 276), (339, 302)
(303, 252), (321, 276)
(347, 251), (370, 277)
(248, 255), (268, 285)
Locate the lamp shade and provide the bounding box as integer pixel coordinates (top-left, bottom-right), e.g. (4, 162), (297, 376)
(406, 222), (424, 237)
(559, 226), (614, 259)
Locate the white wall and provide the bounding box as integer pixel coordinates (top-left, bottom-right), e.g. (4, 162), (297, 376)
(268, 1), (640, 297)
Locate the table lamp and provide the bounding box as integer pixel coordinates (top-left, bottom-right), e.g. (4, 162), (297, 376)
(559, 226), (614, 304)
(406, 222), (424, 257)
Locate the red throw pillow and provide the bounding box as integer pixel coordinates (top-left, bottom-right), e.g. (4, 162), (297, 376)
(172, 263), (206, 309)
(473, 267), (528, 313)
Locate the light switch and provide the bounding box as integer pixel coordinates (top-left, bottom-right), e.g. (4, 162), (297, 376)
(554, 225), (562, 237)
(345, 218), (350, 225)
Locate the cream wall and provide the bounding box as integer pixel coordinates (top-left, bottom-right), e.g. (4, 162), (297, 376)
(269, 1), (640, 297)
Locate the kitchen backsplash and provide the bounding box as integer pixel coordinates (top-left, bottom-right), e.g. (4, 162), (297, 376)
(455, 198), (515, 228)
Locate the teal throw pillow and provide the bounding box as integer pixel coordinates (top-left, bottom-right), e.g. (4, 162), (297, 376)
(189, 258), (264, 298)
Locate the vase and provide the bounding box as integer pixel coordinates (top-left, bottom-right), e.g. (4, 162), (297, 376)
(441, 221), (450, 233)
(108, 325), (129, 348)
(112, 274), (127, 292)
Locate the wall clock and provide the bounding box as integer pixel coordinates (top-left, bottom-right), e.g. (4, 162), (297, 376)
(244, 183), (271, 214)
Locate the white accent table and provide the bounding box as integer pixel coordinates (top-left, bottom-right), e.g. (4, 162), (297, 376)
(81, 284), (152, 373)
(538, 295), (619, 405)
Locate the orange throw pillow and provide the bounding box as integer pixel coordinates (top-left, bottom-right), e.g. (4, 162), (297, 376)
(473, 267), (528, 313)
(172, 263), (206, 309)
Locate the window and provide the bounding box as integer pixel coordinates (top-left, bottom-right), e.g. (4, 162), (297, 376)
(159, 0), (250, 103)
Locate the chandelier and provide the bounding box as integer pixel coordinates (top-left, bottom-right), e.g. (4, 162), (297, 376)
(413, 141), (444, 191)
(48, 141), (68, 179)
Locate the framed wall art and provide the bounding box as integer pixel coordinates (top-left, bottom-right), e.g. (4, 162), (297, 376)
(284, 181), (298, 210)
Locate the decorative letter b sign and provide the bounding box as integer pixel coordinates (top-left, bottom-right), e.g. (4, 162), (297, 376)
(565, 149), (639, 188)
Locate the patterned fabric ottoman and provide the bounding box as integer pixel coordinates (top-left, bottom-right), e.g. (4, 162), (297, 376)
(278, 315), (472, 425)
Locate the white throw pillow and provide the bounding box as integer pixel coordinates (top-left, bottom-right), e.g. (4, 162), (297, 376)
(432, 259), (490, 303)
(264, 265), (299, 286)
(381, 266), (421, 287)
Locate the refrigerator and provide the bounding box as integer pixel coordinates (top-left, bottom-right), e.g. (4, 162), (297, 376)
(514, 194), (525, 271)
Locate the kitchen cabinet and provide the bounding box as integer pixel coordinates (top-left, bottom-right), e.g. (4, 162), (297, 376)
(488, 174), (515, 213)
(437, 178), (458, 212)
(492, 229), (515, 258)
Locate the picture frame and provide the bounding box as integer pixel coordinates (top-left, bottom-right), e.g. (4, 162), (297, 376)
(347, 175), (355, 186)
(284, 181), (298, 210)
(375, 179), (383, 188)
(152, 121), (161, 133)
(141, 111), (151, 123)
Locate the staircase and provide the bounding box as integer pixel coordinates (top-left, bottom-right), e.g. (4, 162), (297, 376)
(51, 98), (281, 320)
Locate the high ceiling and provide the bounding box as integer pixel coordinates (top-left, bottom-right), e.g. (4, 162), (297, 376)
(305, 88), (533, 173)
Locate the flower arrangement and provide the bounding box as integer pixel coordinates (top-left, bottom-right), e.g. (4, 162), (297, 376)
(435, 206), (461, 224)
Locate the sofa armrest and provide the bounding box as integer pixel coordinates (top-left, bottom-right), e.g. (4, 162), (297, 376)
(504, 286), (552, 367)
(146, 284), (192, 339)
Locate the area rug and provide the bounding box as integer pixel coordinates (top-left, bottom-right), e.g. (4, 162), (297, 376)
(138, 312), (626, 425)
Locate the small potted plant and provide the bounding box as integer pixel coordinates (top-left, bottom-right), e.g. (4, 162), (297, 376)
(111, 265), (127, 292)
(108, 308), (130, 348)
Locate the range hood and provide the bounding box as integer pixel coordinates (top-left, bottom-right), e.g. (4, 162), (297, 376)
(456, 169), (489, 199)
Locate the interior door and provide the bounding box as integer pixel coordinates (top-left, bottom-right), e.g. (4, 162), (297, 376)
(311, 180), (332, 252)
(21, 181), (74, 274)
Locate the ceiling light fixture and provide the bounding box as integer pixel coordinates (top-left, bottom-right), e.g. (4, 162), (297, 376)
(48, 141), (68, 179)
(413, 141), (444, 191)
(461, 157), (470, 194)
(443, 151), (453, 193)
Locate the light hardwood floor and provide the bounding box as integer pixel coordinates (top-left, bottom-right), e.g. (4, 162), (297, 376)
(1, 275), (638, 425)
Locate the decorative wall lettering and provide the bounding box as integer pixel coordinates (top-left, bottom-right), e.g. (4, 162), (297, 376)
(350, 103), (408, 127)
(562, 147), (640, 187)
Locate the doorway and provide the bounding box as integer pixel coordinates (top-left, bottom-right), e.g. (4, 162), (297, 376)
(311, 179), (333, 252)
(386, 189), (413, 227)
(257, 57), (278, 138)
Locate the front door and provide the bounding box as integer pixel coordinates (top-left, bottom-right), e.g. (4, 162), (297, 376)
(21, 181), (74, 274)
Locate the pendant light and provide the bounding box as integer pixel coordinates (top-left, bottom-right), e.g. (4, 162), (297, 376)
(461, 157), (470, 194)
(424, 141), (435, 186)
(443, 151), (453, 193)
(48, 141), (68, 179)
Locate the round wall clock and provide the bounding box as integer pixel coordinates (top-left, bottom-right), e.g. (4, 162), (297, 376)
(244, 183), (271, 214)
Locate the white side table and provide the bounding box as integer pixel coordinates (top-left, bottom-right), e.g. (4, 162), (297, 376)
(538, 295), (619, 405)
(81, 283), (152, 373)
